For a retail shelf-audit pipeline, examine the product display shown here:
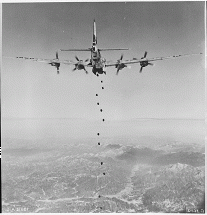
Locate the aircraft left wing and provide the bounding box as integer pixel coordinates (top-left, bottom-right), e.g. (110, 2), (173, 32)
(4, 52), (74, 74)
(4, 56), (73, 65)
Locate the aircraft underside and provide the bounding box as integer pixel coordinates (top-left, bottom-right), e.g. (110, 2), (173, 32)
(92, 67), (106, 75)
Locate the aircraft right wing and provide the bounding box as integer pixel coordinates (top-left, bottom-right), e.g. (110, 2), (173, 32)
(131, 52), (203, 63)
(105, 52), (203, 74)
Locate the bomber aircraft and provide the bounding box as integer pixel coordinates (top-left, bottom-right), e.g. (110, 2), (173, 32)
(6, 20), (202, 75)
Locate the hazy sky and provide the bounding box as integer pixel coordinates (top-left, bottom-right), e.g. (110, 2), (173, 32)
(2, 2), (205, 120)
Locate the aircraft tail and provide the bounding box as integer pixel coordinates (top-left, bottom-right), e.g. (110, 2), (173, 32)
(60, 20), (129, 52)
(60, 49), (90, 51)
(93, 19), (97, 45)
(99, 48), (129, 51)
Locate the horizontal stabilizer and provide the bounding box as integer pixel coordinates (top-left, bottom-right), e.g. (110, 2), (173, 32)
(60, 49), (91, 51)
(99, 48), (129, 51)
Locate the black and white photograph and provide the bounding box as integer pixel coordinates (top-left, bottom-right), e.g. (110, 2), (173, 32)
(2, 2), (205, 213)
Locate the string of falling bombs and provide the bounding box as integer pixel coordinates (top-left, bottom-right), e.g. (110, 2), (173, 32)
(95, 76), (105, 211)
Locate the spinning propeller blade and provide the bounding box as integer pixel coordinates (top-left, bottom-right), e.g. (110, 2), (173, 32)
(116, 67), (120, 75)
(75, 56), (79, 61)
(73, 56), (88, 74)
(116, 54), (126, 75)
(120, 54), (123, 61)
(56, 51), (59, 59)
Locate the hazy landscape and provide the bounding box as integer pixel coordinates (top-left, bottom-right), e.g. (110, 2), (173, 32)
(2, 118), (205, 213)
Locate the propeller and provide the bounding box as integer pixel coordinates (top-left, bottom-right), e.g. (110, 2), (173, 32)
(56, 51), (60, 74)
(73, 56), (88, 74)
(56, 67), (60, 74)
(115, 54), (126, 75)
(56, 51), (59, 59)
(53, 51), (60, 74)
(139, 51), (153, 73)
(120, 54), (123, 61)
(75, 56), (79, 61)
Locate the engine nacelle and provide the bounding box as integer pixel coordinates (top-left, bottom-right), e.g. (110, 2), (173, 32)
(50, 62), (60, 68)
(140, 61), (148, 67)
(116, 63), (127, 70)
(76, 62), (85, 70)
(49, 62), (60, 74)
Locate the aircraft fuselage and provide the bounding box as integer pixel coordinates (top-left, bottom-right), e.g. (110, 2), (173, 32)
(60, 20), (128, 75)
(90, 21), (106, 75)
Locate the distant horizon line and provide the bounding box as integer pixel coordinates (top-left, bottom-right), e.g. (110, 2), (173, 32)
(2, 117), (205, 121)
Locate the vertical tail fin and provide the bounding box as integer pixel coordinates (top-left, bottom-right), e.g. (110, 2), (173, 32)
(93, 19), (97, 45)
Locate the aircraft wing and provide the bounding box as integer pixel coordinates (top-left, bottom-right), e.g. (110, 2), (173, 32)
(131, 53), (203, 63)
(105, 53), (202, 67)
(105, 59), (138, 67)
(4, 56), (74, 65)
